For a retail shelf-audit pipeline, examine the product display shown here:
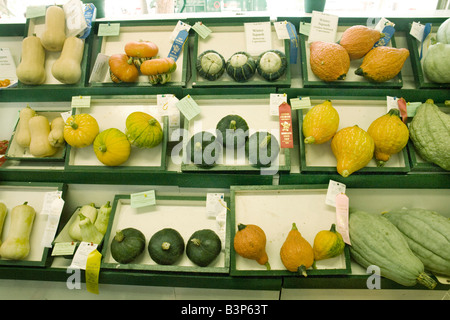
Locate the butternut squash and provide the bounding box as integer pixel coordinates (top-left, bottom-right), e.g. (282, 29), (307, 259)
(14, 105), (36, 148)
(0, 202), (36, 260)
(0, 202), (7, 247)
(40, 6), (66, 52)
(28, 115), (58, 158)
(48, 117), (65, 147)
(16, 36), (46, 85)
(51, 37), (85, 84)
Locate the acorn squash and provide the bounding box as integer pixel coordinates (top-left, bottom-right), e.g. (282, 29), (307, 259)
(215, 115), (249, 150)
(148, 228), (184, 265)
(196, 50), (226, 81)
(186, 131), (221, 167)
(256, 49), (287, 81)
(186, 229), (222, 267)
(226, 51), (256, 82)
(110, 228), (146, 264)
(245, 131), (280, 168)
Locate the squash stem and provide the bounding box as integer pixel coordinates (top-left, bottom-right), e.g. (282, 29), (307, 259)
(298, 265), (308, 277)
(237, 223), (247, 231)
(304, 136), (315, 144)
(330, 224), (337, 232)
(190, 238), (201, 246)
(162, 242), (171, 250)
(229, 120), (237, 131)
(264, 262), (271, 270)
(70, 121), (78, 130)
(417, 272), (437, 289)
(114, 230), (124, 242)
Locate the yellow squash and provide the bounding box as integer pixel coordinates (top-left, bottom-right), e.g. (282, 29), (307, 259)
(280, 223), (314, 277)
(331, 125), (374, 177)
(302, 100), (339, 144)
(339, 25), (383, 60)
(93, 128), (131, 166)
(310, 41), (350, 82)
(313, 224), (345, 261)
(64, 114), (99, 148)
(367, 108), (409, 166)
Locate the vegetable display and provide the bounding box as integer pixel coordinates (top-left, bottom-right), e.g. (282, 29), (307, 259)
(234, 223), (270, 270)
(124, 40), (159, 69)
(309, 41), (350, 82)
(186, 229), (222, 267)
(280, 223), (314, 276)
(15, 105), (36, 148)
(436, 17), (450, 44)
(140, 57), (177, 84)
(93, 128), (131, 166)
(302, 100), (339, 144)
(68, 203), (98, 241)
(48, 117), (66, 148)
(109, 53), (139, 83)
(28, 115), (58, 158)
(196, 50), (226, 81)
(256, 49), (287, 81)
(148, 228), (185, 265)
(94, 201), (112, 235)
(111, 228), (146, 264)
(226, 51), (257, 82)
(186, 131), (221, 167)
(423, 41), (450, 84)
(79, 212), (104, 244)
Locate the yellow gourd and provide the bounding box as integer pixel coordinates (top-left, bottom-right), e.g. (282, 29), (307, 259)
(63, 114), (99, 148)
(280, 223), (315, 277)
(40, 6), (66, 52)
(313, 224), (345, 261)
(0, 202), (36, 260)
(331, 125), (375, 177)
(233, 223), (271, 270)
(51, 37), (85, 84)
(28, 115), (58, 158)
(302, 100), (340, 144)
(48, 117), (66, 147)
(367, 108), (409, 166)
(93, 128), (131, 166)
(14, 105), (36, 148)
(16, 36), (46, 85)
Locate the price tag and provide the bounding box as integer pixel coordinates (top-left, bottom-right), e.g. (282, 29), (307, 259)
(269, 93), (287, 116)
(244, 22), (272, 56)
(308, 11), (339, 43)
(51, 242), (77, 256)
(71, 96), (91, 109)
(335, 193), (351, 245)
(130, 190), (156, 208)
(41, 191), (65, 248)
(192, 22), (212, 39)
(290, 97), (311, 110)
(98, 23), (120, 37)
(274, 21), (291, 39)
(25, 6), (46, 19)
(326, 180), (346, 207)
(279, 102), (293, 149)
(86, 249), (102, 294)
(70, 242), (98, 270)
(299, 22), (311, 36)
(89, 53), (110, 83)
(175, 95), (201, 121)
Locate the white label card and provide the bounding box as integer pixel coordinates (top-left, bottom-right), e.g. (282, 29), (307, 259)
(308, 11), (339, 43)
(130, 190), (156, 208)
(244, 22), (272, 55)
(326, 180), (346, 207)
(63, 0), (88, 37)
(70, 242), (98, 270)
(270, 93), (287, 116)
(273, 21), (291, 40)
(170, 21), (191, 42)
(410, 22), (426, 42)
(89, 53), (110, 83)
(206, 193), (227, 219)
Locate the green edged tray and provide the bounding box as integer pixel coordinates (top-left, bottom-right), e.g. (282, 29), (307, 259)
(407, 24), (450, 89)
(100, 193), (230, 274)
(6, 110), (68, 162)
(64, 95), (168, 172)
(191, 22), (291, 88)
(300, 25), (404, 88)
(297, 97), (411, 175)
(180, 94), (291, 173)
(229, 185), (352, 277)
(0, 182), (66, 267)
(89, 20), (189, 88)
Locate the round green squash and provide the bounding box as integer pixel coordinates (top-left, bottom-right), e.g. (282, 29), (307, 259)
(125, 111), (163, 148)
(245, 131), (280, 167)
(148, 228), (185, 265)
(196, 50), (226, 81)
(215, 114), (249, 150)
(256, 49), (287, 81)
(110, 228), (146, 264)
(436, 18), (450, 44)
(226, 51), (256, 82)
(186, 229), (222, 267)
(423, 42), (450, 84)
(186, 131), (221, 167)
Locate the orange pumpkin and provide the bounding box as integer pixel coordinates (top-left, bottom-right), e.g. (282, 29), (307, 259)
(140, 57), (176, 76)
(280, 223), (314, 277)
(108, 53), (139, 83)
(93, 128), (131, 166)
(310, 41), (350, 82)
(339, 25), (383, 60)
(233, 223), (270, 270)
(64, 114), (99, 148)
(124, 41), (158, 59)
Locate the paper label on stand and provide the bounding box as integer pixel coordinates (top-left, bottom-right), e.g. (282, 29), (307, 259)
(244, 22), (272, 55)
(326, 180), (346, 207)
(41, 191), (65, 248)
(269, 93), (287, 116)
(130, 190), (156, 208)
(308, 11), (339, 43)
(89, 53), (110, 83)
(274, 21), (291, 39)
(290, 97), (311, 110)
(206, 193), (226, 218)
(25, 6), (46, 18)
(71, 96), (91, 109)
(52, 242), (77, 256)
(70, 242), (98, 270)
(335, 193), (351, 245)
(192, 22), (212, 39)
(0, 48), (18, 87)
(175, 95), (201, 121)
(63, 0), (88, 38)
(279, 102), (293, 149)
(98, 23), (120, 36)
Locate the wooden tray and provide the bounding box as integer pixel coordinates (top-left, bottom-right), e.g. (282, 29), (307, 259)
(191, 23), (291, 88)
(230, 185), (352, 277)
(297, 98), (410, 174)
(100, 193), (230, 274)
(0, 182), (66, 267)
(300, 25), (403, 88)
(65, 96), (168, 172)
(180, 95), (291, 173)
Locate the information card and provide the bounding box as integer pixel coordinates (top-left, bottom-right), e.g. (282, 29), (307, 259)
(308, 11), (339, 43)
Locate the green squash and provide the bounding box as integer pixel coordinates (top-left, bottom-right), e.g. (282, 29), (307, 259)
(383, 207), (450, 276)
(256, 49), (287, 81)
(216, 115), (249, 150)
(110, 228), (146, 264)
(196, 50), (226, 81)
(226, 51), (256, 82)
(148, 228), (185, 265)
(423, 42), (450, 83)
(436, 18), (450, 44)
(409, 99), (450, 171)
(245, 131), (280, 167)
(349, 210), (437, 289)
(186, 131), (221, 167)
(186, 229), (222, 267)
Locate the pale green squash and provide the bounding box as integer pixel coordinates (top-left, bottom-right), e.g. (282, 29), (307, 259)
(436, 18), (450, 44)
(423, 42), (450, 83)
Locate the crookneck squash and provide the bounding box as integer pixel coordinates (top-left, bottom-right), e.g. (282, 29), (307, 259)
(246, 131), (280, 168)
(256, 49), (287, 81)
(187, 131), (221, 167)
(93, 128), (131, 166)
(309, 41), (350, 82)
(409, 99), (450, 171)
(367, 108), (409, 166)
(186, 229), (222, 267)
(331, 125), (374, 177)
(339, 25), (383, 60)
(196, 50), (226, 81)
(280, 223), (315, 276)
(226, 51), (256, 82)
(302, 100), (339, 144)
(111, 228), (146, 264)
(215, 114), (249, 150)
(64, 113), (99, 148)
(109, 53), (139, 83)
(148, 228), (185, 265)
(349, 210), (437, 289)
(383, 207), (450, 276)
(233, 223), (270, 270)
(313, 224), (345, 261)
(125, 111), (163, 149)
(355, 46), (409, 82)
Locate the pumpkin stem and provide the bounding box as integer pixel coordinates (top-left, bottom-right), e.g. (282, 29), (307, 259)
(291, 222), (298, 231)
(70, 121), (78, 130)
(376, 160), (386, 167)
(229, 120), (237, 131)
(237, 223), (247, 231)
(98, 144), (107, 153)
(304, 136), (315, 144)
(341, 170), (350, 178)
(298, 265), (308, 277)
(190, 238), (201, 246)
(330, 224), (337, 232)
(114, 230), (124, 242)
(388, 108), (401, 117)
(148, 118), (158, 126)
(162, 242), (171, 250)
(264, 262), (271, 270)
